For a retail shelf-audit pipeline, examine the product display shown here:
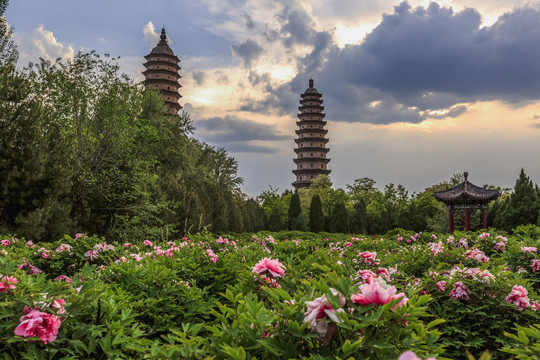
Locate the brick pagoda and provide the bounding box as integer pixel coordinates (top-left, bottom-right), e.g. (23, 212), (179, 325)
(143, 28), (182, 115)
(292, 79), (331, 188)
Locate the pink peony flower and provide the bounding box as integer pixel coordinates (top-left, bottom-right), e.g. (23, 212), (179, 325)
(304, 288), (345, 336)
(252, 258), (286, 277)
(464, 248), (489, 263)
(14, 308), (62, 344)
(505, 285), (530, 310)
(532, 259), (540, 272)
(53, 275), (72, 283)
(521, 247), (537, 254)
(51, 298), (67, 314)
(351, 278), (408, 308)
(358, 251), (380, 266)
(435, 281), (446, 292)
(355, 269), (377, 284)
(143, 240), (153, 247)
(0, 275), (18, 292)
(449, 281), (470, 300)
(399, 350), (437, 360)
(376, 268), (391, 281)
(18, 262), (43, 275)
(0, 239), (10, 246)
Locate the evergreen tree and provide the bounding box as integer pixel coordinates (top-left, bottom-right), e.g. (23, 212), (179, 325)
(502, 169), (540, 229)
(329, 201), (350, 233)
(309, 195), (324, 232)
(268, 207), (283, 232)
(287, 191), (302, 230)
(351, 198), (367, 233)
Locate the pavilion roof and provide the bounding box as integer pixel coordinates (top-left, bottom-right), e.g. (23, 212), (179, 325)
(433, 172), (500, 205)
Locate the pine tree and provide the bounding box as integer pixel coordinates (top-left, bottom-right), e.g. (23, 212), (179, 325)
(268, 207), (283, 232)
(309, 195), (324, 233)
(329, 201), (350, 233)
(287, 191), (302, 230)
(503, 169), (540, 229)
(351, 198), (367, 233)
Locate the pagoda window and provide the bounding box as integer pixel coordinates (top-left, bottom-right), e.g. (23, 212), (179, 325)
(310, 142), (313, 146)
(321, 165), (324, 168)
(310, 164), (313, 168)
(300, 164), (302, 169)
(310, 153), (313, 156)
(310, 125), (313, 128)
(300, 176), (302, 180)
(300, 154), (303, 158)
(311, 176), (314, 179)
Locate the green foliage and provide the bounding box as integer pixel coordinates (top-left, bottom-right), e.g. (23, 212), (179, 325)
(501, 324), (540, 359)
(288, 191), (302, 230)
(328, 201), (349, 233)
(309, 195), (324, 232)
(0, 47), (261, 241)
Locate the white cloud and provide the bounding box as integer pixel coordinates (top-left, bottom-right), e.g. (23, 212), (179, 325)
(143, 21), (160, 49)
(14, 25), (74, 64)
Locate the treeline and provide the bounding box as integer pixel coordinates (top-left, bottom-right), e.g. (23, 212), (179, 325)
(0, 2), (264, 241)
(2, 1), (539, 241)
(258, 170), (540, 235)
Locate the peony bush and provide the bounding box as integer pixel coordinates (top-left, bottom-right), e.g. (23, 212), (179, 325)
(0, 228), (539, 359)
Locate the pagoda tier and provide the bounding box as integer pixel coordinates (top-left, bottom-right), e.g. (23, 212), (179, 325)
(294, 147), (329, 154)
(295, 129), (328, 136)
(294, 138), (329, 144)
(296, 119), (327, 126)
(143, 28), (182, 115)
(292, 79), (330, 189)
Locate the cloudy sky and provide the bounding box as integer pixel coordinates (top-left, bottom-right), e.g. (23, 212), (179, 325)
(5, 0), (540, 196)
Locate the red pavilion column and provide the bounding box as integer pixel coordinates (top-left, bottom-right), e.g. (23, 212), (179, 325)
(482, 207), (487, 229)
(448, 208), (454, 234)
(464, 208), (471, 231)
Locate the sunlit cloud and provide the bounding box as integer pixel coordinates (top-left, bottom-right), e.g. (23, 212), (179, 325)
(14, 25), (74, 63)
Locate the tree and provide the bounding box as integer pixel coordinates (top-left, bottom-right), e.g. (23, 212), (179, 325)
(268, 207), (283, 232)
(501, 169), (540, 229)
(0, 0), (17, 64)
(0, 64), (74, 239)
(328, 201), (349, 233)
(287, 191), (302, 230)
(309, 195), (324, 233)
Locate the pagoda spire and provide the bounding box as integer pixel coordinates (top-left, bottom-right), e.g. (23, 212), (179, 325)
(292, 79), (331, 189)
(142, 27), (182, 115)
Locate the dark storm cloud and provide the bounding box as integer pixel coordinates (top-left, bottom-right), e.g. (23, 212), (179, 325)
(195, 115), (290, 153)
(231, 38), (264, 67)
(260, 2), (540, 124)
(196, 115), (291, 142)
(343, 2), (540, 105)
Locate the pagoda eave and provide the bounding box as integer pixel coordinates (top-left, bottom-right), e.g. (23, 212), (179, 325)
(292, 169), (331, 175)
(293, 158), (330, 163)
(294, 147), (329, 153)
(295, 138), (329, 144)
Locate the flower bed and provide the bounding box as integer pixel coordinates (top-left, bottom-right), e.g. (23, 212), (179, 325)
(1, 227), (540, 359)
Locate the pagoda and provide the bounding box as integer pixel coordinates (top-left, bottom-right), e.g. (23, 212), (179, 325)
(292, 79), (330, 189)
(143, 28), (182, 115)
(434, 172), (500, 233)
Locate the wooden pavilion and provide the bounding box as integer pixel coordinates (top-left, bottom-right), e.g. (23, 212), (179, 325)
(433, 172), (500, 234)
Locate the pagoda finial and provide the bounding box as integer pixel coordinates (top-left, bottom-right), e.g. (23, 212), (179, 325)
(464, 172), (469, 181)
(309, 79), (314, 88)
(160, 27), (167, 43)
